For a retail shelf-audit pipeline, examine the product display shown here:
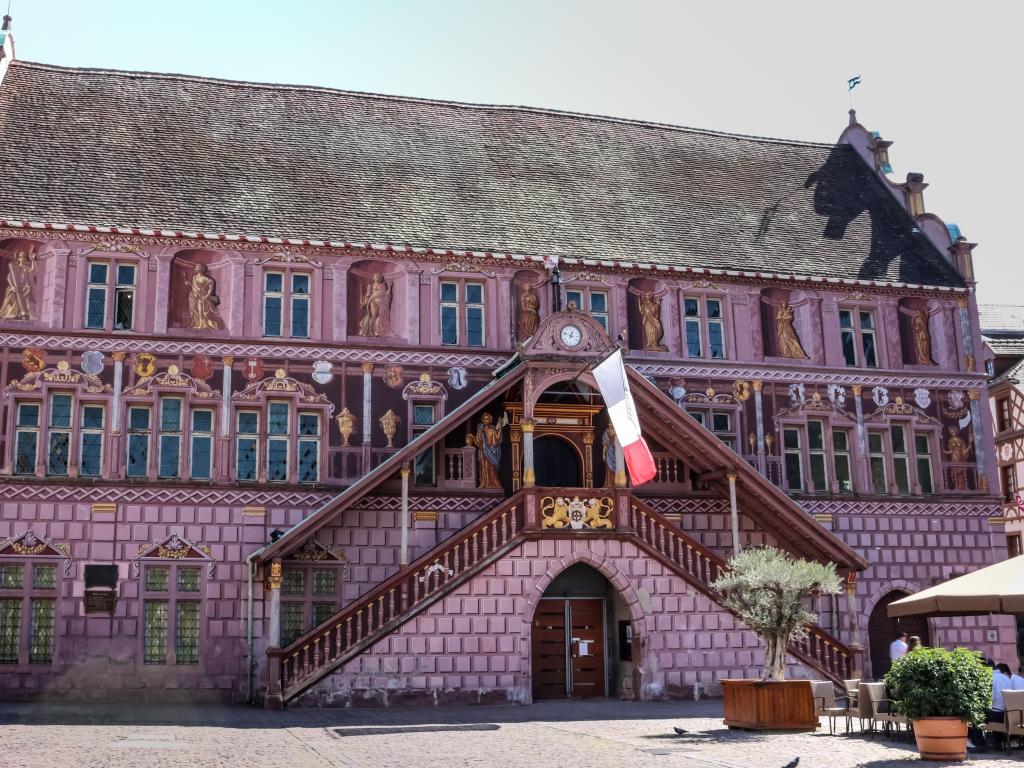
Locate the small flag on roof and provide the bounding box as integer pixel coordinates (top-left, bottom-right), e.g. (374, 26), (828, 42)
(848, 75), (862, 91)
(592, 350), (657, 486)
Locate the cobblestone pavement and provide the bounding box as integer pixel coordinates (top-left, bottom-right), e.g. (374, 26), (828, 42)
(1, 699), (1021, 768)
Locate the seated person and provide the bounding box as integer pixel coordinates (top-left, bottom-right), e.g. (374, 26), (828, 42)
(970, 662), (1013, 751)
(1012, 666), (1024, 690)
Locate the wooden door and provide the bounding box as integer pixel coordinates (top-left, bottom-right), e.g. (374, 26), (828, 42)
(868, 590), (931, 678)
(567, 598), (606, 698)
(532, 599), (570, 700)
(531, 598), (606, 699)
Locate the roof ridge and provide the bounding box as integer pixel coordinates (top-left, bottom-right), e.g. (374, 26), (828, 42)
(10, 59), (835, 149)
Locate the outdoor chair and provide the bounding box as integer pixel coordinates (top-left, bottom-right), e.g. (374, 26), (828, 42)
(855, 682), (877, 734)
(862, 682), (909, 740)
(841, 679), (860, 732)
(811, 680), (848, 734)
(983, 690), (1024, 752)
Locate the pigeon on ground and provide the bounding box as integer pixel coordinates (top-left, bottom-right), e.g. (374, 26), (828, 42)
(780, 759), (800, 768)
(672, 726), (687, 735)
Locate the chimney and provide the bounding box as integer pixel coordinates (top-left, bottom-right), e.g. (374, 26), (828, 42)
(868, 133), (893, 174)
(0, 15), (13, 87)
(903, 172), (928, 218)
(949, 236), (977, 282)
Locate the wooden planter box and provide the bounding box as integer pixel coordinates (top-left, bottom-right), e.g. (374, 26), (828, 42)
(722, 679), (817, 731)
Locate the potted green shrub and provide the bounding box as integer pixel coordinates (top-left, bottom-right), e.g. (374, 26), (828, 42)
(885, 647), (990, 761)
(712, 547), (842, 730)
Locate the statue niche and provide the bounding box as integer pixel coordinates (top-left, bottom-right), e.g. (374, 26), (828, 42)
(898, 298), (938, 366)
(760, 289), (809, 360)
(168, 252), (232, 332)
(627, 278), (668, 352)
(0, 246), (36, 321)
(358, 273), (393, 337)
(348, 260), (403, 339)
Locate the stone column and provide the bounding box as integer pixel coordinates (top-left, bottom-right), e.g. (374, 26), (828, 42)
(521, 419), (536, 487)
(969, 388), (989, 493)
(400, 465), (411, 566)
(753, 380), (765, 474)
(844, 573), (864, 677)
(361, 363), (374, 445)
(727, 471), (740, 556)
(111, 352), (126, 434)
(852, 384), (868, 489)
(264, 560), (284, 710)
(220, 357), (234, 435)
(614, 439), (627, 488)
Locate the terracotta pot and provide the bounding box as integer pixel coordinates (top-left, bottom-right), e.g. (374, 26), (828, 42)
(912, 717), (968, 761)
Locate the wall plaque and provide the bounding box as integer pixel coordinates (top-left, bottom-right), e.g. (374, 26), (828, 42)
(84, 590), (117, 615)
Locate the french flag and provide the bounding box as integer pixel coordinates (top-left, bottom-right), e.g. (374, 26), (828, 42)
(593, 350), (657, 486)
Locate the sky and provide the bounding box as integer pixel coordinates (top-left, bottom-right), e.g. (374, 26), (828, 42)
(6, 0), (1021, 305)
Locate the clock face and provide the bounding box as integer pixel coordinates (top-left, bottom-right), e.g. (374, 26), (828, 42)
(560, 324), (582, 347)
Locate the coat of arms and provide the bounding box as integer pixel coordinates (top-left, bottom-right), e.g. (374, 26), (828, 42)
(312, 360), (334, 385)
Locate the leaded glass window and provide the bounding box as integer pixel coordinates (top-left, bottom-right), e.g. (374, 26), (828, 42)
(466, 283), (484, 347)
(0, 599), (20, 663)
(440, 281), (458, 345)
(0, 564), (23, 589)
(114, 264), (136, 330)
(236, 411), (259, 481)
(290, 273), (310, 338)
(177, 568), (201, 593)
(263, 271), (284, 337)
(190, 409), (214, 480)
(298, 412), (319, 483)
(144, 601), (168, 664)
(29, 599), (54, 664)
(79, 405), (104, 477)
(868, 431), (888, 494)
(312, 569), (336, 595)
(916, 432), (934, 495)
(281, 603), (304, 646)
(267, 402), (289, 482)
(14, 402), (39, 475)
(807, 419), (828, 492)
(158, 397), (182, 479)
(783, 427), (803, 491)
(145, 566), (169, 592)
(313, 603), (335, 627)
(47, 393), (72, 476)
(85, 262), (109, 329)
(32, 565), (56, 590)
(175, 602), (199, 665)
(281, 569), (304, 595)
(126, 406), (151, 478)
(833, 430), (853, 493)
(891, 424), (910, 495)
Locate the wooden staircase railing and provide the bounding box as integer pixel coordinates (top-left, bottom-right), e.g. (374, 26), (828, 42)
(272, 492), (525, 703)
(628, 496), (855, 684)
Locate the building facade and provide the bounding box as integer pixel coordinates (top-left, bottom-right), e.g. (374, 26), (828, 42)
(0, 22), (1014, 705)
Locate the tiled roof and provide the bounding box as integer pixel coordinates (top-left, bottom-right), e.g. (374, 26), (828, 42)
(0, 61), (964, 287)
(980, 305), (1024, 334)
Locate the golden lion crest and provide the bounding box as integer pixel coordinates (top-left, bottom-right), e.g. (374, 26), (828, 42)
(541, 496), (614, 530)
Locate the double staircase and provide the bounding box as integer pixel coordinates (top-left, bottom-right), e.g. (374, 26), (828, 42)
(268, 489), (856, 705)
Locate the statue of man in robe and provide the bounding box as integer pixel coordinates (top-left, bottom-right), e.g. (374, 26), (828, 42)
(0, 248), (36, 321)
(186, 263), (225, 330)
(358, 273), (392, 337)
(473, 412), (506, 489)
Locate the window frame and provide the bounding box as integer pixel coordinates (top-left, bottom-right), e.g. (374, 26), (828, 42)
(262, 268), (313, 340)
(565, 285), (610, 332)
(278, 563), (346, 647)
(0, 557), (61, 668)
(998, 398), (1013, 433)
(140, 562), (203, 666)
(838, 306), (880, 368)
(682, 294), (728, 360)
(83, 258), (139, 332)
(12, 401), (41, 476)
(438, 278), (486, 347)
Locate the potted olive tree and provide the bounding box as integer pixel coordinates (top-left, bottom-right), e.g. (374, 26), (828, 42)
(712, 546), (842, 730)
(885, 647), (990, 761)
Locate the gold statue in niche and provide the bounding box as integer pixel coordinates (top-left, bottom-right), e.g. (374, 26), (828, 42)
(911, 309), (935, 365)
(636, 291), (668, 351)
(0, 248), (36, 321)
(186, 263), (225, 330)
(943, 425), (974, 490)
(472, 412), (507, 489)
(358, 273), (392, 337)
(517, 281), (540, 340)
(763, 297), (808, 359)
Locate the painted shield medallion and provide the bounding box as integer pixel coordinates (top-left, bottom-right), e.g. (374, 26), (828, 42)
(133, 352), (156, 378)
(81, 350), (104, 375)
(190, 355), (214, 380)
(243, 357), (264, 382)
(385, 365), (403, 389)
(22, 347), (46, 372)
(312, 360), (334, 385)
(447, 366), (468, 390)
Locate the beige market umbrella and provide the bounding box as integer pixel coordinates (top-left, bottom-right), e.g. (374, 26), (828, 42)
(888, 555), (1024, 618)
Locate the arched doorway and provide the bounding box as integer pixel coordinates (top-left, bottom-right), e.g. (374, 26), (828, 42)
(534, 435), (582, 487)
(868, 590), (931, 678)
(532, 563), (621, 700)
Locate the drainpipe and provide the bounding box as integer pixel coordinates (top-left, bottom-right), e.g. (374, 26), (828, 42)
(727, 472), (740, 556)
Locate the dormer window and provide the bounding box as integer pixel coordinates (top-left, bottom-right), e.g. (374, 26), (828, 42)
(85, 261), (136, 331)
(263, 271), (311, 339)
(683, 296), (726, 359)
